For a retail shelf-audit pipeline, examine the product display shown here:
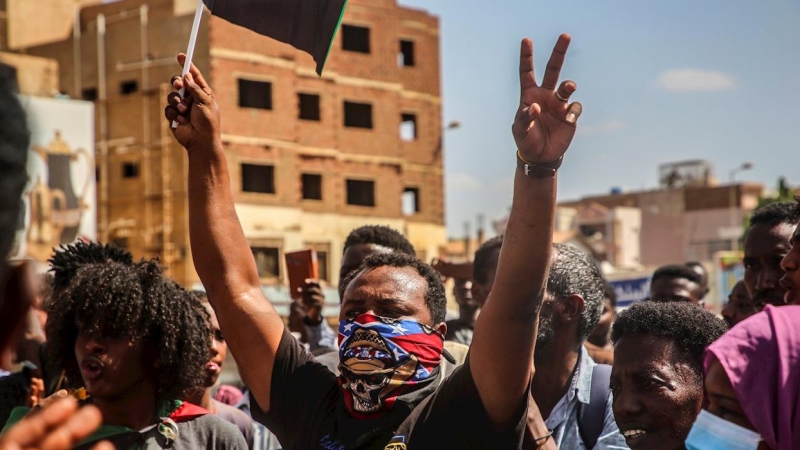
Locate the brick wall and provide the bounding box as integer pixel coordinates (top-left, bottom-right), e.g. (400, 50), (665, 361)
(209, 0), (444, 225)
(22, 0), (446, 286)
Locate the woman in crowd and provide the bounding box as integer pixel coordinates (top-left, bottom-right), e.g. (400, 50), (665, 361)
(687, 305), (800, 450)
(2, 242), (248, 449)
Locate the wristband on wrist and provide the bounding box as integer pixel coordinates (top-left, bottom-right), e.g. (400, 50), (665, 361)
(534, 430), (554, 447)
(516, 150), (563, 178)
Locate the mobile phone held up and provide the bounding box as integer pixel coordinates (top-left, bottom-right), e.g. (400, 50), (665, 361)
(285, 249), (319, 300)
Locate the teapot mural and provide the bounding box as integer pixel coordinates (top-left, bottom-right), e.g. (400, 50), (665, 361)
(11, 96), (96, 263)
(26, 131), (93, 261)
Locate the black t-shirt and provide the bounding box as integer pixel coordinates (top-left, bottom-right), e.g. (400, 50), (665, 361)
(251, 330), (527, 449)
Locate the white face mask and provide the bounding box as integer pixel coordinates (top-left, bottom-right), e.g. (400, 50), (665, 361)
(685, 409), (762, 450)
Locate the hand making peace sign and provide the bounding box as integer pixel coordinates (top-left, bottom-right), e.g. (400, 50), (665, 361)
(512, 34), (582, 164)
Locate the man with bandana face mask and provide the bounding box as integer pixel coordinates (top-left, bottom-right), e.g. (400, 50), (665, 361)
(164, 33), (582, 448)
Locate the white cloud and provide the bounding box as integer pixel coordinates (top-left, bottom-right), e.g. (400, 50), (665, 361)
(580, 120), (627, 136)
(492, 177), (514, 196)
(446, 172), (482, 192)
(656, 69), (736, 92)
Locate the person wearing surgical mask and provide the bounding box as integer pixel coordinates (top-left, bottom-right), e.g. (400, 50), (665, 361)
(685, 305), (800, 450)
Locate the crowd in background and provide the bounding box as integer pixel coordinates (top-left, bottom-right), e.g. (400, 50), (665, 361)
(0, 33), (799, 450)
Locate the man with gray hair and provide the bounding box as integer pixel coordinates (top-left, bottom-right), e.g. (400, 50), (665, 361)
(477, 240), (627, 449)
(527, 243), (627, 449)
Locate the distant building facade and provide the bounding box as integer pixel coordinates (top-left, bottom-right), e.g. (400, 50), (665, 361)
(559, 161), (763, 268)
(15, 0), (446, 290)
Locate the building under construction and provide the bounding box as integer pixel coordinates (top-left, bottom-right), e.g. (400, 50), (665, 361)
(3, 0), (447, 289)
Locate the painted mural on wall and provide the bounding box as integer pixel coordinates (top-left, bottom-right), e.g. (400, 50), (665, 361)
(11, 96), (96, 262)
(715, 251), (744, 306)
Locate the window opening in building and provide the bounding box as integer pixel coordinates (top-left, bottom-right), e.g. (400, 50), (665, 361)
(346, 179), (375, 207)
(400, 113), (418, 141)
(302, 173), (323, 200)
(399, 40), (415, 67)
(239, 79), (273, 110)
(122, 162), (140, 178)
(241, 164), (275, 194)
(120, 80), (138, 95)
(252, 247), (280, 279)
(344, 101), (373, 129)
(402, 187), (420, 215)
(316, 249), (330, 282)
(341, 24), (370, 53)
(298, 93), (321, 121)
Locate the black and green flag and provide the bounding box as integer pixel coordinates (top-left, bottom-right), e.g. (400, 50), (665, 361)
(202, 0), (348, 75)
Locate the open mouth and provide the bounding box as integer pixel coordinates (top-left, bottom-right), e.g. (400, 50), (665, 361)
(622, 429), (647, 440)
(81, 357), (104, 381)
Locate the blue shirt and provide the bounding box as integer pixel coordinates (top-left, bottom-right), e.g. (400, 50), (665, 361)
(544, 347), (629, 449)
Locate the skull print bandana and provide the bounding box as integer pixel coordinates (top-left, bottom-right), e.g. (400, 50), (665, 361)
(338, 313), (444, 419)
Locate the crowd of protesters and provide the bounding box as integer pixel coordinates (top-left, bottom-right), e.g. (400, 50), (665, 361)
(0, 33), (798, 450)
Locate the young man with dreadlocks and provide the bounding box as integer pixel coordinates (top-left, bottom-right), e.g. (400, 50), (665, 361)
(3, 242), (248, 449)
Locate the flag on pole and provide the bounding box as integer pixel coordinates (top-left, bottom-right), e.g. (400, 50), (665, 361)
(202, 0), (348, 75)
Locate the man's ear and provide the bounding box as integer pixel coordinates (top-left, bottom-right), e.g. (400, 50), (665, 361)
(557, 294), (585, 325)
(434, 322), (447, 337)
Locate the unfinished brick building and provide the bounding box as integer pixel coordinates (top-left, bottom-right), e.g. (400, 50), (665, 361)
(26, 0), (446, 290)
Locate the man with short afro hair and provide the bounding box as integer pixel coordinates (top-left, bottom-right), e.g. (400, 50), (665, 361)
(339, 252), (447, 326)
(648, 264), (706, 305)
(299, 225), (417, 353)
(744, 201), (800, 307)
(38, 242), (247, 449)
(610, 301), (728, 449)
(343, 225), (416, 257)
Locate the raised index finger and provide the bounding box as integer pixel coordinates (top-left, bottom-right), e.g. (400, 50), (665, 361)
(519, 38), (537, 93)
(540, 33), (571, 90)
(177, 53), (211, 92)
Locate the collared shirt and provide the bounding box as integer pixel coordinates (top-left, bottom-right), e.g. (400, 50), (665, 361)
(236, 391), (284, 450)
(544, 347), (628, 449)
(304, 319), (337, 352)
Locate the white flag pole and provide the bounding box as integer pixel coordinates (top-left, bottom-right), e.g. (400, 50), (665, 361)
(172, 0), (205, 128)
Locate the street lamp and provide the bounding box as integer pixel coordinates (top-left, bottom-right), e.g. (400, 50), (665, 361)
(434, 120), (461, 161)
(445, 120), (461, 131)
(729, 162), (754, 251)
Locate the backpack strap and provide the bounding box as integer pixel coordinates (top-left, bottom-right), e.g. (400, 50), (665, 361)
(577, 363), (612, 449)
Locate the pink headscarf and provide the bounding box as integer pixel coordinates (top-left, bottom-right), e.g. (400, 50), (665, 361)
(214, 384), (244, 406)
(704, 305), (800, 450)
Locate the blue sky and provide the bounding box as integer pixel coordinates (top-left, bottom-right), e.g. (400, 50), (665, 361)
(398, 0), (800, 237)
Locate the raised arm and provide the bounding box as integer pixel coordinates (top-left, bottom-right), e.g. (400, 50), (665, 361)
(470, 34), (582, 427)
(164, 55), (285, 412)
